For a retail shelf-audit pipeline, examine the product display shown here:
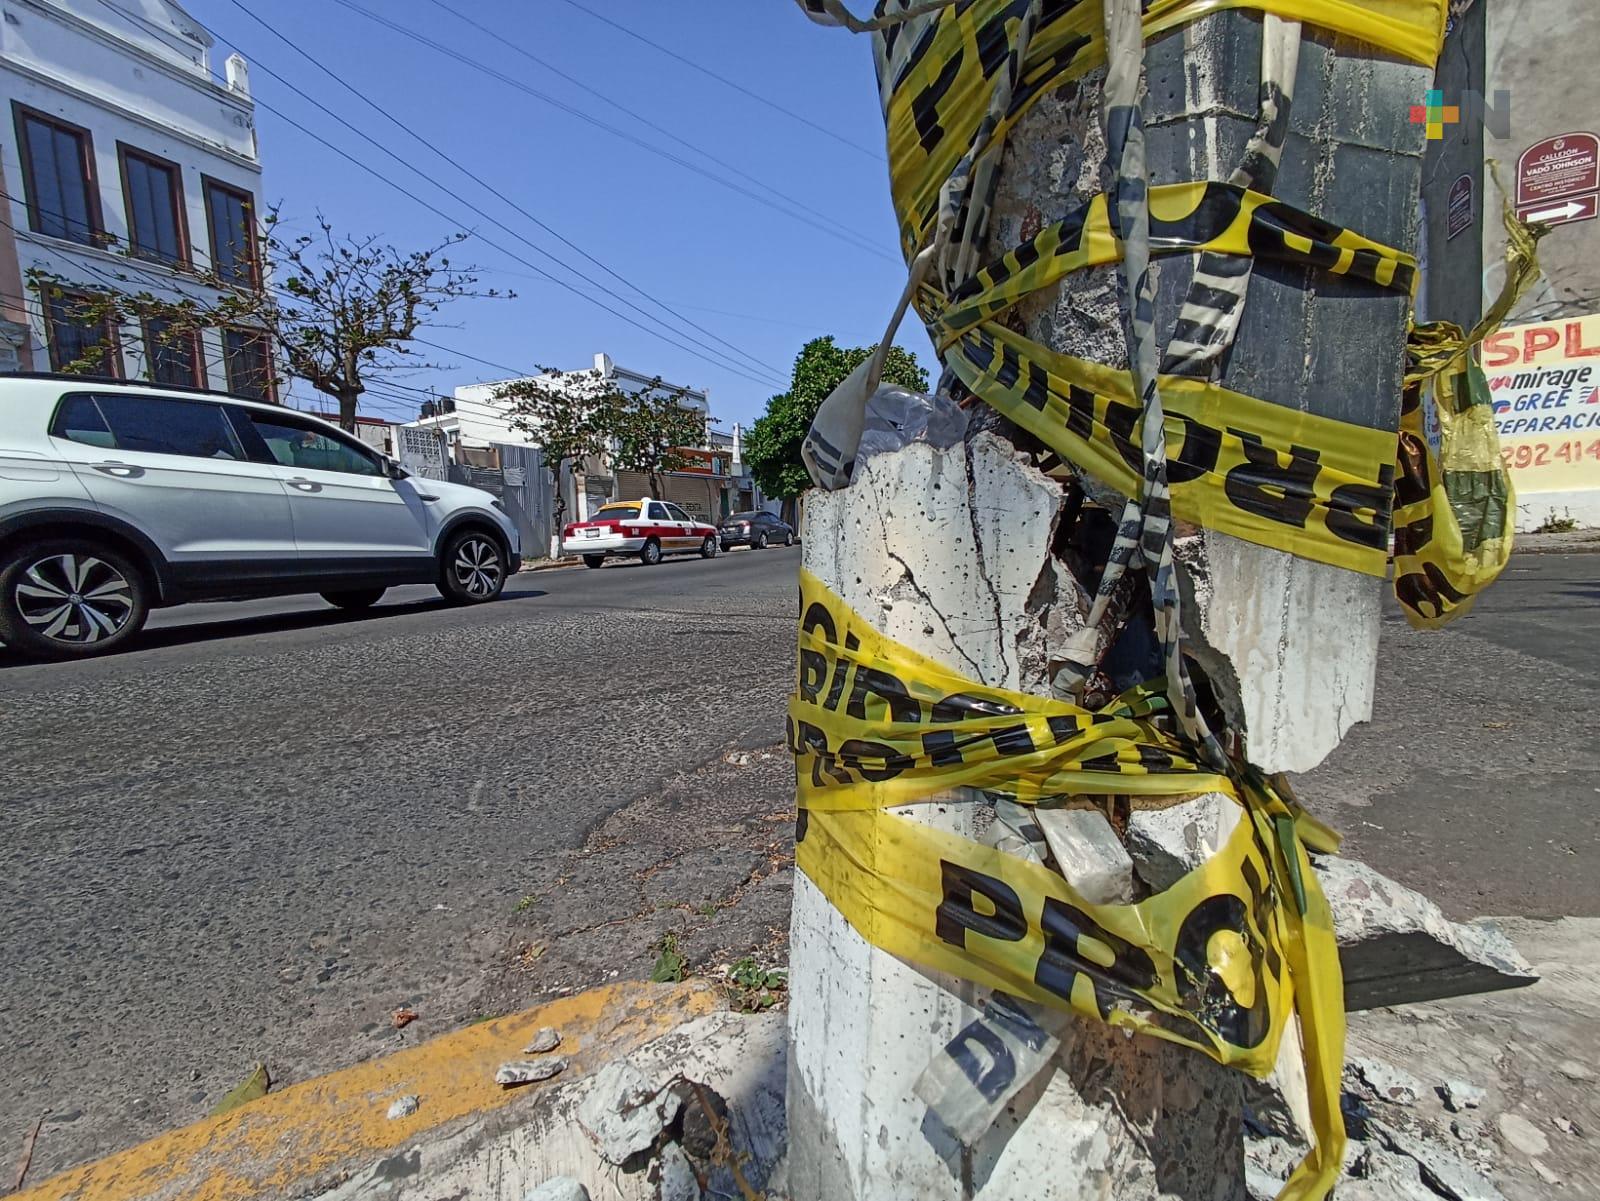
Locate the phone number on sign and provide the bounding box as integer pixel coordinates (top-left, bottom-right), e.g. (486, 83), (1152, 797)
(1500, 438), (1600, 470)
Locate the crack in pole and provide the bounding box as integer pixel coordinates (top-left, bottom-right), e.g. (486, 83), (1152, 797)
(866, 472), (989, 679)
(963, 439), (1014, 686)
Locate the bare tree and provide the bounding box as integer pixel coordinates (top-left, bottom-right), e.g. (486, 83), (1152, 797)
(29, 211), (505, 431)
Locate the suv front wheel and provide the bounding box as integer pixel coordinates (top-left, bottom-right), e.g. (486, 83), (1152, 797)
(438, 528), (508, 604)
(0, 539), (150, 660)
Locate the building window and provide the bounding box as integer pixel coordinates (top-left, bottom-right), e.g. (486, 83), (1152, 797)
(44, 290), (119, 376)
(222, 327), (272, 400)
(120, 145), (186, 266)
(143, 317), (202, 388)
(203, 178), (257, 285)
(15, 105), (101, 246)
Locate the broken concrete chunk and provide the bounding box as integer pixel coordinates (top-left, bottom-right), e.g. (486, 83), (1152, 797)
(1495, 1112), (1550, 1159)
(1314, 856), (1538, 1010)
(1373, 1120), (1506, 1201)
(1034, 806), (1134, 905)
(1346, 1056), (1424, 1106)
(385, 1094), (419, 1120)
(495, 1058), (568, 1087)
(522, 1179), (590, 1201)
(1244, 1163), (1284, 1201)
(577, 1061), (682, 1165)
(1125, 793), (1241, 893)
(1442, 1080), (1485, 1112)
(984, 798), (1048, 866)
(523, 1027), (562, 1054)
(1356, 1147), (1447, 1201)
(1532, 1159), (1562, 1186)
(1243, 1134), (1302, 1182)
(657, 1142), (702, 1201)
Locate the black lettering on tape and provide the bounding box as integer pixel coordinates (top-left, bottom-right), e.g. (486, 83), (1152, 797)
(1394, 562), (1469, 619)
(942, 1019), (1018, 1104)
(799, 649), (829, 706)
(1172, 894), (1271, 1050)
(1326, 465), (1395, 551)
(936, 862), (1028, 949)
(1224, 430), (1322, 528)
(1034, 897), (1158, 1021)
(836, 738), (916, 783)
(1166, 412), (1224, 484)
(793, 720), (854, 789)
(847, 664), (921, 723)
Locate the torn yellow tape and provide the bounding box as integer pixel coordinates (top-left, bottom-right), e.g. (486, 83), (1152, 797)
(790, 570), (1349, 1200)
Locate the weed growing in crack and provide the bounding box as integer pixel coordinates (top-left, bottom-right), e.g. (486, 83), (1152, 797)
(726, 956), (787, 1011)
(651, 932), (688, 983)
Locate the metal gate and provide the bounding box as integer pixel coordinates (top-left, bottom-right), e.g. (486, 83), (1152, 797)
(446, 444), (557, 561)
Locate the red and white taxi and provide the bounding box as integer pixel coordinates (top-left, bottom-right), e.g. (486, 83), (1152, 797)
(561, 498), (721, 568)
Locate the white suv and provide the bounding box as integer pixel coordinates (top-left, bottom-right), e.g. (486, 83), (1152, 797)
(0, 376), (521, 659)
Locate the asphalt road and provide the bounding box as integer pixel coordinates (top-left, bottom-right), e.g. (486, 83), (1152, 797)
(0, 545), (801, 1179)
(1, 545), (1595, 1181)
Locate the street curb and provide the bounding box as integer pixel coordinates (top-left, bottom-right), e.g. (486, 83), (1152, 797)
(1512, 541), (1600, 555)
(15, 981), (724, 1201)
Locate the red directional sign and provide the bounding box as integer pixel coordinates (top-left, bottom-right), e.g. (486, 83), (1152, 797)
(1518, 192), (1598, 229)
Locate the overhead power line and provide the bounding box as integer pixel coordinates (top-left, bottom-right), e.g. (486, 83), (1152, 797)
(418, 0), (886, 250)
(553, 0), (886, 163)
(84, 0), (783, 393)
(228, 80), (785, 391)
(324, 0), (897, 264)
(215, 0), (787, 389)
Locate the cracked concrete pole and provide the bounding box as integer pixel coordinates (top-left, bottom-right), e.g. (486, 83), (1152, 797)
(785, 11), (1436, 1201)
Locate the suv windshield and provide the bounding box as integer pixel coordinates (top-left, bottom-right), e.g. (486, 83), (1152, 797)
(588, 505), (639, 523)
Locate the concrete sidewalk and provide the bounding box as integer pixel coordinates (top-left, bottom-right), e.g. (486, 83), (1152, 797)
(13, 982), (727, 1201)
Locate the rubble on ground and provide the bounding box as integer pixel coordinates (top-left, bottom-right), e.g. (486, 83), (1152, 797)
(495, 1058), (568, 1087)
(521, 1179), (589, 1201)
(385, 1094), (420, 1120)
(524, 1027), (562, 1054)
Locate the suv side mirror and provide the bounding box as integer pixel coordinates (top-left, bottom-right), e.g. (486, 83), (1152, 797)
(385, 459), (409, 480)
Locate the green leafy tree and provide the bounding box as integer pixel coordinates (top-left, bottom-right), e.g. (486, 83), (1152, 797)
(500, 368), (614, 530)
(609, 382), (708, 500)
(744, 336), (929, 500)
(500, 370), (705, 528)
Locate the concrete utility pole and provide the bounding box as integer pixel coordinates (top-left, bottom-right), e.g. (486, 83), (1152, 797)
(787, 9), (1435, 1200)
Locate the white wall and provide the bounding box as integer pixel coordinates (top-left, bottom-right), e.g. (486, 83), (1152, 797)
(0, 0), (263, 384)
(409, 353), (712, 449)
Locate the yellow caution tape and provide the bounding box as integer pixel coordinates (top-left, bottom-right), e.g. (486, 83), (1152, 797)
(878, 0), (1519, 624)
(884, 0), (1447, 255)
(942, 320), (1401, 576)
(789, 7), (1519, 1200)
(791, 571), (1349, 1200)
(1394, 187), (1546, 627)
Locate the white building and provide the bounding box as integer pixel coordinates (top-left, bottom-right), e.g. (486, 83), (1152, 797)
(0, 0), (271, 395)
(406, 352), (725, 520)
(409, 352), (710, 449)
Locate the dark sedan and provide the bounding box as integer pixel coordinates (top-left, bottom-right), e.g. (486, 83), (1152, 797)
(719, 510), (794, 551)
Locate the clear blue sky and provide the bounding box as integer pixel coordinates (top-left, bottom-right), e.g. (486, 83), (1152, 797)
(188, 0), (933, 429)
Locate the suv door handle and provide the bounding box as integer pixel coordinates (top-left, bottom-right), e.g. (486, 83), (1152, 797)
(92, 461), (141, 478)
(286, 477), (322, 493)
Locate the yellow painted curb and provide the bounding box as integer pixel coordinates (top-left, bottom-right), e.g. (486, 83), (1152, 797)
(19, 981), (725, 1201)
